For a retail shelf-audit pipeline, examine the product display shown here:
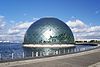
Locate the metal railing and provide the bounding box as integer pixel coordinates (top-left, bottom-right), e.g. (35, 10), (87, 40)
(0, 45), (99, 62)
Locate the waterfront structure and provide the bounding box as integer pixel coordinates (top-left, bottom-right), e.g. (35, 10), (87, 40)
(23, 17), (75, 56)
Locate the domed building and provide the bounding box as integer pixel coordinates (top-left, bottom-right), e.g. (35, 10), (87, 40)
(24, 17), (74, 44)
(23, 17), (75, 56)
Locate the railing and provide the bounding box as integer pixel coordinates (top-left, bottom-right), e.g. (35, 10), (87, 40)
(0, 45), (99, 62)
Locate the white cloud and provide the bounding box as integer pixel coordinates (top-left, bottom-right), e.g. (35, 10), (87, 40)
(66, 19), (100, 41)
(0, 16), (39, 43)
(33, 17), (39, 21)
(0, 16), (100, 42)
(0, 16), (7, 36)
(8, 18), (100, 42)
(67, 19), (87, 28)
(7, 21), (35, 42)
(87, 26), (100, 32)
(8, 21), (33, 35)
(0, 16), (5, 29)
(0, 35), (24, 43)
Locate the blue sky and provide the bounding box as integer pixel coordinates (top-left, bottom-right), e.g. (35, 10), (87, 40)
(0, 0), (100, 25)
(0, 0), (100, 42)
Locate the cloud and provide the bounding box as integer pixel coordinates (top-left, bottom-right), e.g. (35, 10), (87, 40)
(0, 16), (5, 29)
(0, 16), (100, 42)
(32, 17), (39, 21)
(66, 19), (100, 41)
(87, 26), (100, 32)
(7, 21), (34, 42)
(8, 21), (33, 35)
(0, 16), (7, 36)
(67, 19), (87, 28)
(0, 35), (24, 43)
(0, 16), (39, 43)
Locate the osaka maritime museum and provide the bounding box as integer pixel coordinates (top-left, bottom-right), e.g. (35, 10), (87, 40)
(23, 17), (75, 56)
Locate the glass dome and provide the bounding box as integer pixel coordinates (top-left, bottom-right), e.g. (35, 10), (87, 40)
(23, 17), (74, 44)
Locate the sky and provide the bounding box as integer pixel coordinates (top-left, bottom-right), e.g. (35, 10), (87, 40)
(0, 0), (100, 42)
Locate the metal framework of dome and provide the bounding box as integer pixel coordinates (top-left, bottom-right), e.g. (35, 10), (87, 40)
(23, 17), (74, 44)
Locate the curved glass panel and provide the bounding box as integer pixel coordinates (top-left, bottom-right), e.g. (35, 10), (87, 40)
(24, 17), (74, 44)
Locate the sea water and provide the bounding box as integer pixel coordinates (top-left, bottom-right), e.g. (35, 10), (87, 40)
(0, 43), (97, 61)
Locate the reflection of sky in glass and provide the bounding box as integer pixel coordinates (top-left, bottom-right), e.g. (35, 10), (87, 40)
(24, 18), (74, 44)
(43, 29), (54, 40)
